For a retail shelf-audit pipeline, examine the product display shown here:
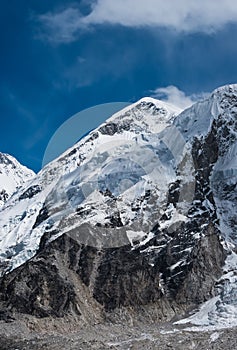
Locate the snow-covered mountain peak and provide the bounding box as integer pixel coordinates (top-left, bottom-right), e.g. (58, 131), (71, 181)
(95, 96), (182, 138)
(136, 96), (182, 113)
(0, 153), (35, 208)
(35, 95), (182, 189)
(173, 84), (237, 147)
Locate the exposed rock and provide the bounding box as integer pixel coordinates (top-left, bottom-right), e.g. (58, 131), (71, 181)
(19, 185), (41, 200)
(0, 220), (225, 322)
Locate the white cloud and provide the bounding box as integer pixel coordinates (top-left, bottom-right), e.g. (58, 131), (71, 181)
(36, 1), (237, 43)
(151, 86), (209, 109)
(37, 8), (85, 44)
(86, 0), (237, 31)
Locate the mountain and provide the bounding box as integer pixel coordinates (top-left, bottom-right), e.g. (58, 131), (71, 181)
(0, 85), (237, 348)
(0, 97), (181, 275)
(0, 153), (35, 207)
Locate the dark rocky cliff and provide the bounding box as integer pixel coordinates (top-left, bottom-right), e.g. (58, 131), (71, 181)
(0, 223), (225, 320)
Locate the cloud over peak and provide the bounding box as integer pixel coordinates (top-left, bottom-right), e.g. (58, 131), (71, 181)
(151, 86), (210, 110)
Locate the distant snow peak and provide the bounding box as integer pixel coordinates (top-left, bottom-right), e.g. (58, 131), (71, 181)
(0, 153), (35, 208)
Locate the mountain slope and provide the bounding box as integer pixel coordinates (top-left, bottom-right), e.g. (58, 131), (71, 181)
(0, 85), (237, 330)
(0, 97), (181, 274)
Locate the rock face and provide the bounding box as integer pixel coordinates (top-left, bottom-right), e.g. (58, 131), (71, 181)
(0, 224), (225, 319)
(0, 85), (237, 328)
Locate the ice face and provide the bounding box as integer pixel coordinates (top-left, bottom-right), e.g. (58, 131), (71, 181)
(97, 158), (146, 196)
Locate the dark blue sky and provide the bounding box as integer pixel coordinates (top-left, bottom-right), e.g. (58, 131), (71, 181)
(1, 0), (237, 172)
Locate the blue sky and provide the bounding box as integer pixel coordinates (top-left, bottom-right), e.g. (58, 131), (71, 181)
(1, 0), (237, 172)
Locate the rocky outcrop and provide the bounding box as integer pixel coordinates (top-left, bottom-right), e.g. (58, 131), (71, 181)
(19, 185), (41, 200)
(0, 220), (225, 320)
(0, 234), (103, 321)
